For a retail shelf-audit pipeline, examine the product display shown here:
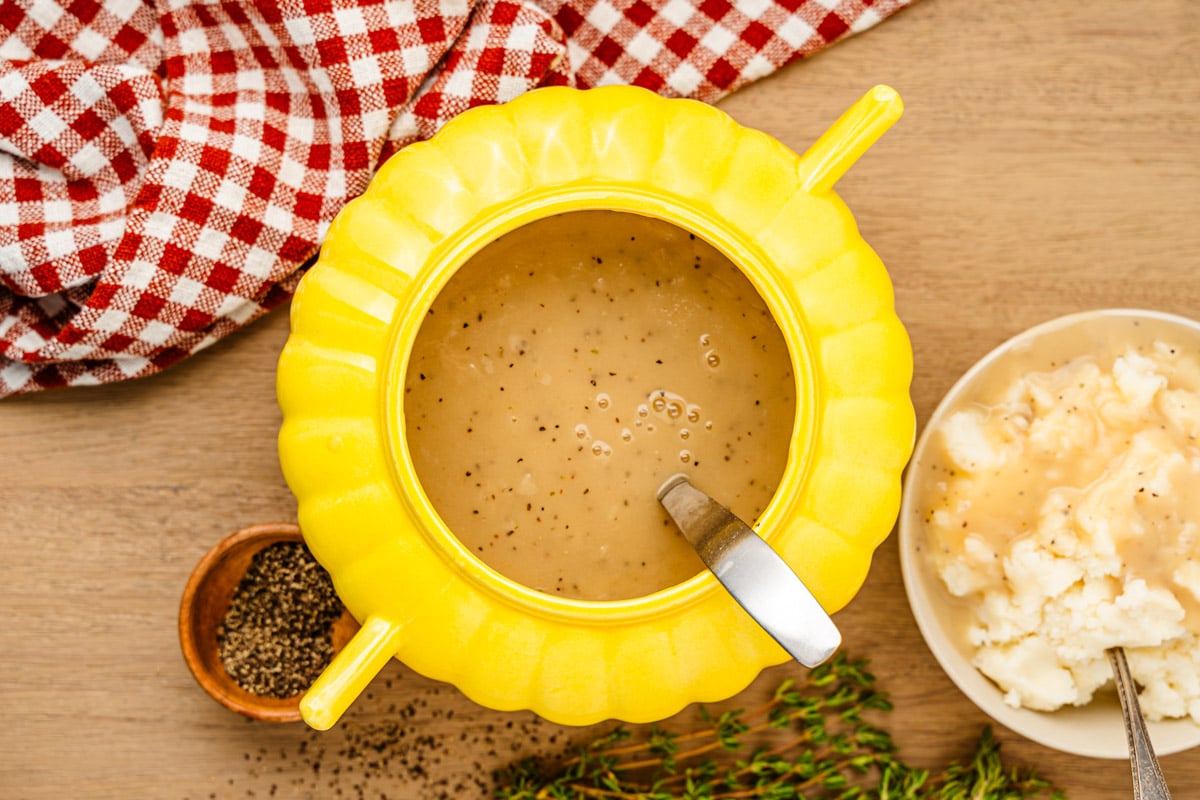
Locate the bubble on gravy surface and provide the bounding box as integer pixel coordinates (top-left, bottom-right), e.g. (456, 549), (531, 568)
(918, 321), (1200, 722)
(403, 211), (796, 601)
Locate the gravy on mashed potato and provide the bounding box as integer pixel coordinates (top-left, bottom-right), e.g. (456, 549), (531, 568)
(920, 325), (1200, 723)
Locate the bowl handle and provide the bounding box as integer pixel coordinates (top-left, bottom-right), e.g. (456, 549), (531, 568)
(796, 84), (904, 195)
(300, 614), (402, 730)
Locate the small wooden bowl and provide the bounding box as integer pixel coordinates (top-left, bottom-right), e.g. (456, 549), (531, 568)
(179, 522), (359, 722)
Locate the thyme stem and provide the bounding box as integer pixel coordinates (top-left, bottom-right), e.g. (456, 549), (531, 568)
(495, 653), (1065, 800)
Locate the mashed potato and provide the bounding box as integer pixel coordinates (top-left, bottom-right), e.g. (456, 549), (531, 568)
(924, 340), (1200, 722)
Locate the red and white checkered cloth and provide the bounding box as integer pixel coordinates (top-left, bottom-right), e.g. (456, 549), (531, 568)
(0, 0), (912, 396)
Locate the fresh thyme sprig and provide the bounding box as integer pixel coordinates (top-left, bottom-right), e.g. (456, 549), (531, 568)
(494, 654), (1065, 800)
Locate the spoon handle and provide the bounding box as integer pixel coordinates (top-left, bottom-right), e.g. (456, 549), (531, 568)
(657, 474), (840, 667)
(1108, 647), (1172, 800)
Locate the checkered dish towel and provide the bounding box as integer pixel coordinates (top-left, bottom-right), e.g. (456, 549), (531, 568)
(0, 0), (911, 396)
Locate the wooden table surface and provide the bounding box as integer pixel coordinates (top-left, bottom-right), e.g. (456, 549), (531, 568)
(3, 1), (1199, 797)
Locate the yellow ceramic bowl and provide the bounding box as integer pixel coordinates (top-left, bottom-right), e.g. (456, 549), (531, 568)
(277, 84), (915, 730)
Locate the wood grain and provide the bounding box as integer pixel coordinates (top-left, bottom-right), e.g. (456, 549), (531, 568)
(3, 0), (1199, 797)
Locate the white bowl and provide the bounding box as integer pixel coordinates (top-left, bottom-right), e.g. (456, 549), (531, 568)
(899, 308), (1200, 759)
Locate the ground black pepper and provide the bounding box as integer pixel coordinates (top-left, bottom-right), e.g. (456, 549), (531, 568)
(178, 674), (575, 800)
(217, 541), (343, 698)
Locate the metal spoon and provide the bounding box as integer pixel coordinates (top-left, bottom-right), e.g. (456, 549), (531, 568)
(657, 474), (840, 667)
(1108, 647), (1172, 799)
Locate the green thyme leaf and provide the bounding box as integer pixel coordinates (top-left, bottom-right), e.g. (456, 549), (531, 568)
(493, 653), (1064, 800)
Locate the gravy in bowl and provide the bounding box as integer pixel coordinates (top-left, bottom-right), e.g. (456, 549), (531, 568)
(404, 211), (796, 601)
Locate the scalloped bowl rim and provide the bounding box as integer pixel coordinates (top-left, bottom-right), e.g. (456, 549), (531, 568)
(278, 85), (916, 727)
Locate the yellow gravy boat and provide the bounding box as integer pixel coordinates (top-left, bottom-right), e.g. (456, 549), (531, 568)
(277, 84), (915, 730)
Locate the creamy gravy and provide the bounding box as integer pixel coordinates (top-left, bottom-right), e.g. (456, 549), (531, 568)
(403, 211), (795, 600)
(921, 322), (1200, 630)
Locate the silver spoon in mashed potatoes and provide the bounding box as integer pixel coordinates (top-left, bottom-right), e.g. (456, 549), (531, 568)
(1108, 646), (1172, 797)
